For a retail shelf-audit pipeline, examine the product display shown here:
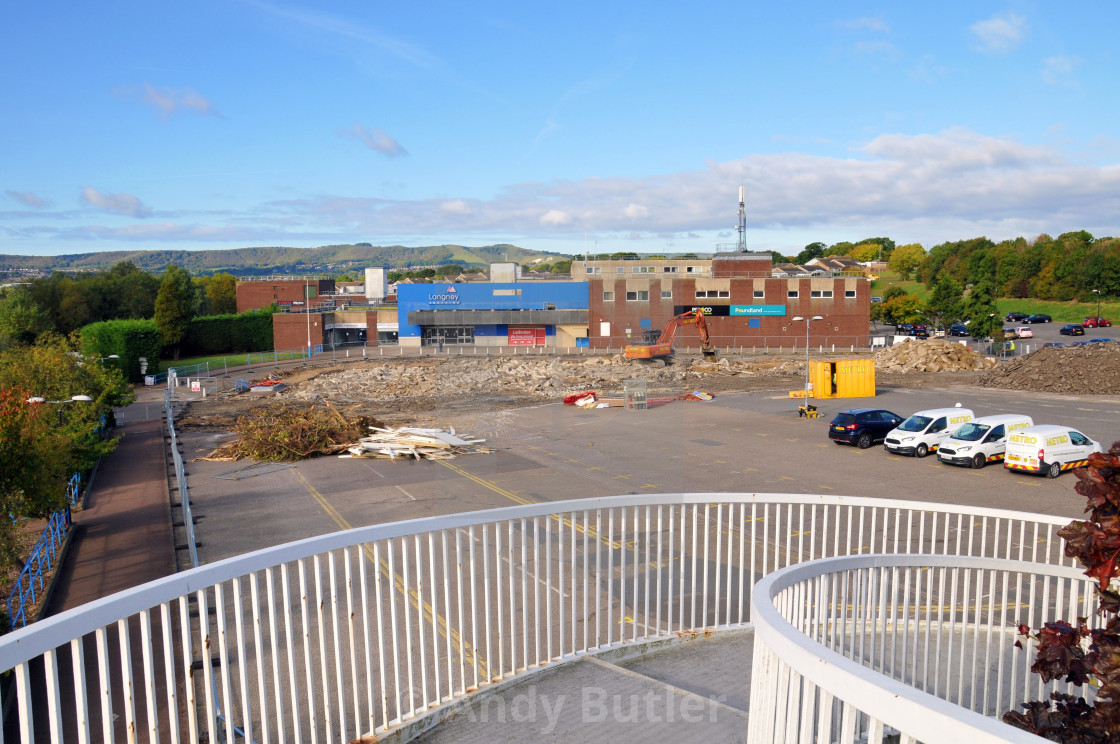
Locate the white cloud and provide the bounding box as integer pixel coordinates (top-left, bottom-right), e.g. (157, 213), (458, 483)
(339, 124), (408, 158)
(80, 187), (152, 218)
(1041, 55), (1082, 86)
(969, 13), (1027, 55)
(117, 83), (222, 118)
(836, 17), (890, 33)
(6, 190), (48, 209)
(539, 210), (572, 226)
(854, 41), (901, 60)
(623, 203), (650, 219)
(441, 199), (471, 214)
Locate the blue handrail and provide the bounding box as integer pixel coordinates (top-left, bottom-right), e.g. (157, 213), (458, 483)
(6, 508), (71, 630)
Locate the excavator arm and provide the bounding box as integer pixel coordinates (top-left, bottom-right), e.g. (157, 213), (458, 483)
(625, 309), (718, 360)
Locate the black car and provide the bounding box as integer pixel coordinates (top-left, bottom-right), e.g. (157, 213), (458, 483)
(948, 323), (969, 336)
(1005, 312), (1029, 322)
(829, 408), (904, 449)
(914, 327), (930, 338)
(1024, 314), (1052, 324)
(1060, 324), (1085, 336)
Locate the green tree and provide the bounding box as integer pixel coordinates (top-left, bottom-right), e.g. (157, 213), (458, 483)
(888, 243), (926, 280)
(154, 265), (195, 360)
(882, 294), (925, 326)
(794, 242), (826, 265)
(851, 243), (882, 262)
(0, 287), (51, 348)
(963, 278), (1001, 339)
(205, 273), (238, 315)
(926, 274), (964, 329)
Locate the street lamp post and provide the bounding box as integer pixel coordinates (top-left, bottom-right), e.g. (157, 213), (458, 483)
(27, 394), (93, 425)
(791, 315), (824, 412)
(1093, 289), (1102, 320)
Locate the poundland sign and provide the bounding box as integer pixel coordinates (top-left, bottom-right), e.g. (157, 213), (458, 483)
(731, 305), (787, 316)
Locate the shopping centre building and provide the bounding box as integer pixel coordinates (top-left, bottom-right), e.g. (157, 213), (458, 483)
(245, 254), (872, 353)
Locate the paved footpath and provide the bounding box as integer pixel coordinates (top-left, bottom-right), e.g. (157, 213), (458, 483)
(45, 386), (176, 615)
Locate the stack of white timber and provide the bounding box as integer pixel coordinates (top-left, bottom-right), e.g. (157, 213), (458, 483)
(340, 426), (490, 461)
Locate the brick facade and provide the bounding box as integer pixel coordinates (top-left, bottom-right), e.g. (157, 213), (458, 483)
(236, 279), (336, 314)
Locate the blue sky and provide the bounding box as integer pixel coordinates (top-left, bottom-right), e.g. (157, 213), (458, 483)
(2, 2), (1118, 258)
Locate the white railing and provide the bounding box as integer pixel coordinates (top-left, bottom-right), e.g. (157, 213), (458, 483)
(0, 495), (1078, 743)
(750, 554), (1096, 744)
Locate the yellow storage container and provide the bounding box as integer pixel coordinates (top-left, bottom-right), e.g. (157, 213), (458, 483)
(807, 358), (876, 399)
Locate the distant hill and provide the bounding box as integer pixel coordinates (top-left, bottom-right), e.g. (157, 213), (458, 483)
(0, 243), (569, 276)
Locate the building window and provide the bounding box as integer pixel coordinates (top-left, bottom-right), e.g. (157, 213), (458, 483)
(663, 266), (678, 273)
(603, 291), (615, 301)
(788, 290), (799, 298)
(810, 290), (833, 298)
(616, 267), (626, 273)
(686, 266), (704, 273)
(586, 266), (601, 274)
(661, 290), (673, 299)
(625, 290), (649, 301)
(696, 290), (730, 298)
(753, 290), (765, 298)
(845, 289), (857, 298)
(637, 266), (655, 273)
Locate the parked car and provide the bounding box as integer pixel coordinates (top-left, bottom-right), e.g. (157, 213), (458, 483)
(1023, 314), (1052, 324)
(1005, 312), (1029, 322)
(1060, 324), (1085, 336)
(1002, 328), (1018, 340)
(897, 323), (914, 335)
(1083, 317), (1112, 328)
(1005, 425), (1102, 478)
(914, 327), (930, 339)
(1088, 337), (1116, 344)
(1015, 326), (1033, 338)
(870, 296), (883, 303)
(948, 323), (970, 337)
(1042, 342), (1065, 348)
(828, 408), (904, 449)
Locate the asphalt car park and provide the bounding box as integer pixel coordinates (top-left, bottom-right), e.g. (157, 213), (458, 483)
(181, 385), (1120, 564)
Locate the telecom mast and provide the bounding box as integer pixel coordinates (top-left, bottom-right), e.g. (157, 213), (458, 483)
(736, 186), (747, 252)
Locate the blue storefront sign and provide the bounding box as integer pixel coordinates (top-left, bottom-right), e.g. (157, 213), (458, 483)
(731, 305), (787, 316)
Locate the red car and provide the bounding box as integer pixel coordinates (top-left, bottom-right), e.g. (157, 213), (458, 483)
(1084, 316), (1112, 328)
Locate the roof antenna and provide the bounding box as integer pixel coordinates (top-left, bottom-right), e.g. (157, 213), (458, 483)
(737, 186), (747, 252)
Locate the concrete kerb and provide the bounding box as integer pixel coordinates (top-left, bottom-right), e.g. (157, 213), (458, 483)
(370, 625), (754, 744)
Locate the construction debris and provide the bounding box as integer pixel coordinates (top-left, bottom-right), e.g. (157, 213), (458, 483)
(873, 338), (997, 373)
(979, 344), (1120, 395)
(200, 400), (374, 462)
(341, 426), (490, 461)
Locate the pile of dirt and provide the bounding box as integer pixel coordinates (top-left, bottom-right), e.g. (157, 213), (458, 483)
(874, 338), (998, 373)
(979, 345), (1120, 395)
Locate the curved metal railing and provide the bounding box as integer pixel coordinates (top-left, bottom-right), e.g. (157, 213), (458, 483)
(0, 494), (1079, 743)
(750, 553), (1097, 743)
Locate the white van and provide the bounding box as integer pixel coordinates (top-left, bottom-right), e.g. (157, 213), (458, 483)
(883, 406), (975, 458)
(1004, 425), (1102, 478)
(936, 414), (1034, 469)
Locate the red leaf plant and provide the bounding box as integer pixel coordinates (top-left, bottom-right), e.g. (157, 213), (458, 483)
(1005, 443), (1120, 741)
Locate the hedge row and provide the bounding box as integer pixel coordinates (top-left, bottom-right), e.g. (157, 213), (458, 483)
(174, 313), (274, 357)
(79, 319), (162, 383)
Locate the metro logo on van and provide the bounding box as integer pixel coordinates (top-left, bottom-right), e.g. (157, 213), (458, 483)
(1008, 421), (1032, 432)
(1010, 434), (1037, 445)
(949, 415), (971, 425)
(1046, 435), (1070, 446)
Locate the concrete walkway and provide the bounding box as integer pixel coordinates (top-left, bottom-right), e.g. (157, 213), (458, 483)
(412, 631), (753, 744)
(45, 386), (175, 615)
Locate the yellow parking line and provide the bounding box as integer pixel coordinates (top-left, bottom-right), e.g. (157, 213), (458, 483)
(438, 461), (621, 548)
(294, 471), (487, 676)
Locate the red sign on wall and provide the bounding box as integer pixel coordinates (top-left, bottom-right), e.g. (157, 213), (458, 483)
(508, 327), (546, 346)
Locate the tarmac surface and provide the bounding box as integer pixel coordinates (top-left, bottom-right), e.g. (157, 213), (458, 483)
(44, 385), (175, 617)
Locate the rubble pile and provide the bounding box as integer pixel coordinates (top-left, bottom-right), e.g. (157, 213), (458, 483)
(287, 356), (802, 406)
(873, 338), (998, 373)
(979, 345), (1120, 395)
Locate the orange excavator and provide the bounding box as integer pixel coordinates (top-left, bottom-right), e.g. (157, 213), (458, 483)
(624, 309), (718, 362)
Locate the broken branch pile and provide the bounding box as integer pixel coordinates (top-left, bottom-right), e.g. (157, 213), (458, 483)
(341, 426), (490, 461)
(202, 401), (373, 462)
